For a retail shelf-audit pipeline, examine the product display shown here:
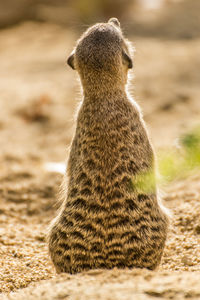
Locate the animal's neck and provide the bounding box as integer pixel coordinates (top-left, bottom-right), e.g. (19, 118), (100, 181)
(80, 73), (127, 99)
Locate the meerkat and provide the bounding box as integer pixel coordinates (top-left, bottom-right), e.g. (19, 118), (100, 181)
(48, 18), (168, 274)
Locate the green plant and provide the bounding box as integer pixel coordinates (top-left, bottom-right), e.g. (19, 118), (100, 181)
(158, 127), (200, 184)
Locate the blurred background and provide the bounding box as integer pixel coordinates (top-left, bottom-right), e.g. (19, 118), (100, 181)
(1, 0), (200, 38)
(1, 0), (200, 294)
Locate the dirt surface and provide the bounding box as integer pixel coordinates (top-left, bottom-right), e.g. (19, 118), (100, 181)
(0, 22), (200, 299)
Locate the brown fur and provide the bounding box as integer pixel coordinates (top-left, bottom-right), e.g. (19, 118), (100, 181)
(48, 18), (168, 274)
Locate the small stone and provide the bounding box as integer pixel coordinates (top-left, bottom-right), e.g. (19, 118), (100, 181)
(194, 225), (200, 234)
(181, 255), (194, 266)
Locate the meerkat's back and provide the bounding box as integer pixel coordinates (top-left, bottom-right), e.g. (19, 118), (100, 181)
(48, 18), (168, 274)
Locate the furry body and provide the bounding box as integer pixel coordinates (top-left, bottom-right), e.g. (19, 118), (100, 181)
(48, 18), (168, 274)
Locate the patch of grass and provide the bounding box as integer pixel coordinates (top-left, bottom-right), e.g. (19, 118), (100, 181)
(158, 127), (200, 183)
(130, 128), (200, 193)
(133, 169), (156, 194)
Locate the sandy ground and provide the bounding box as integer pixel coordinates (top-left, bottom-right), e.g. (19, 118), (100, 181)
(0, 22), (200, 299)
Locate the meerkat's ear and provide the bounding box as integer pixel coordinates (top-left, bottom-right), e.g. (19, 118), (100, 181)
(122, 49), (133, 69)
(67, 52), (75, 70)
(108, 18), (120, 28)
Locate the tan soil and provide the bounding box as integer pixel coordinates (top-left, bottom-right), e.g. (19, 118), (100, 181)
(0, 22), (200, 299)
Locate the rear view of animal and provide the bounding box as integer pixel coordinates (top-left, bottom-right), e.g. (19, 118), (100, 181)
(48, 18), (168, 274)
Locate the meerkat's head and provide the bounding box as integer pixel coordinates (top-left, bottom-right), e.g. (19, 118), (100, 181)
(67, 18), (133, 90)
